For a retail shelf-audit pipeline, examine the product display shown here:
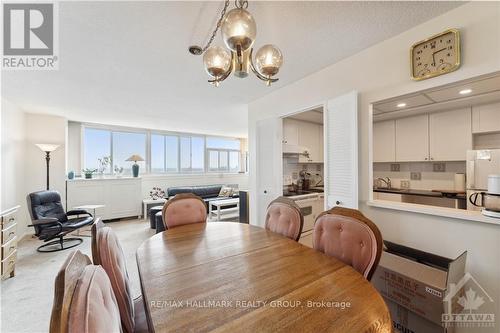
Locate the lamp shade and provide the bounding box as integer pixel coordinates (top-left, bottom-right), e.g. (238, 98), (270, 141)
(255, 44), (283, 77)
(203, 46), (232, 79)
(221, 8), (256, 52)
(35, 143), (60, 152)
(126, 155), (144, 162)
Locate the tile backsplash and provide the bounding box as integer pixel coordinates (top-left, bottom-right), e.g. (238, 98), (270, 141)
(283, 156), (323, 186)
(373, 161), (466, 191)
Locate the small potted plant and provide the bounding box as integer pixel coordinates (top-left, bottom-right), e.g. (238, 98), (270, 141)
(114, 165), (124, 178)
(97, 156), (111, 178)
(82, 168), (97, 179)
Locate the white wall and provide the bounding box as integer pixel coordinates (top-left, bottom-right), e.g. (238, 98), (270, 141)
(24, 114), (67, 202)
(248, 3), (500, 330)
(1, 99), (28, 235)
(67, 121), (82, 175)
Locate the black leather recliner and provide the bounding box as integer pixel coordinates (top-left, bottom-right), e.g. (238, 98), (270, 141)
(27, 190), (94, 252)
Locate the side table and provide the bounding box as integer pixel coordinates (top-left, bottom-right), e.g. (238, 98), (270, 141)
(73, 204), (105, 237)
(142, 198), (167, 221)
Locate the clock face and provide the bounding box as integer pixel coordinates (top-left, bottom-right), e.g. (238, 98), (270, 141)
(411, 29), (460, 80)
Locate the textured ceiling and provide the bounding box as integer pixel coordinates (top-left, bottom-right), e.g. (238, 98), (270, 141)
(1, 1), (463, 137)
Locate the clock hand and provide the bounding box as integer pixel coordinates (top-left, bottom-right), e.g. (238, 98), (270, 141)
(432, 48), (446, 66)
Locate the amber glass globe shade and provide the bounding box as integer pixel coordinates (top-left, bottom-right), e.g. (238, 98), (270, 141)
(221, 8), (256, 52)
(203, 46), (231, 78)
(255, 44), (283, 76)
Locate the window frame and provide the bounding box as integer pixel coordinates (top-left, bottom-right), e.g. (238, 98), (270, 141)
(80, 123), (242, 175)
(207, 148), (240, 173)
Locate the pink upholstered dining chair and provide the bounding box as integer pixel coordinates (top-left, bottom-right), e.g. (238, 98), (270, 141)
(68, 265), (122, 333)
(49, 250), (121, 333)
(162, 193), (207, 229)
(313, 207), (383, 280)
(265, 197), (304, 241)
(93, 226), (149, 333)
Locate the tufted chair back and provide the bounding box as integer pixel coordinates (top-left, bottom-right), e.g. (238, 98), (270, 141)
(94, 226), (135, 333)
(27, 191), (67, 235)
(313, 207), (382, 280)
(50, 250), (92, 333)
(265, 197), (303, 241)
(68, 265), (122, 333)
(162, 193), (207, 229)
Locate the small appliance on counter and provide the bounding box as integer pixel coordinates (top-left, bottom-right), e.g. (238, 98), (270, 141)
(469, 174), (500, 218)
(299, 170), (310, 190)
(466, 149), (500, 214)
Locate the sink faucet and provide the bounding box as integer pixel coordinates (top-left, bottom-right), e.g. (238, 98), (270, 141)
(376, 177), (391, 189)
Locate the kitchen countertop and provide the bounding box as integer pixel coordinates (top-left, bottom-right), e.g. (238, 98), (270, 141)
(373, 188), (466, 199)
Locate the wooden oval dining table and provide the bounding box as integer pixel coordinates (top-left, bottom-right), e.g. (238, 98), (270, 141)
(136, 222), (391, 333)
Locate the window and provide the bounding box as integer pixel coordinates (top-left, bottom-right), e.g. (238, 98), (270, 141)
(84, 128), (111, 172)
(151, 134), (165, 173)
(207, 137), (240, 172)
(82, 125), (241, 174)
(166, 136), (178, 172)
(207, 137), (240, 150)
(112, 131), (146, 172)
(180, 136), (204, 172)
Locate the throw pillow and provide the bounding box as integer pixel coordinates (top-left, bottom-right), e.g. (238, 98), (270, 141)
(219, 186), (233, 197)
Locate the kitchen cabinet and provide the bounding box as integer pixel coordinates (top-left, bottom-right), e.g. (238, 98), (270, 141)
(282, 119), (299, 145)
(283, 118), (324, 163)
(298, 122), (323, 163)
(429, 108), (472, 161)
(373, 120), (396, 162)
(472, 102), (500, 134)
(395, 114), (429, 162)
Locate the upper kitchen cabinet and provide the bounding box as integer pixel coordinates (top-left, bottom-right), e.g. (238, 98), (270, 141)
(299, 121), (323, 163)
(373, 120), (395, 162)
(395, 114), (429, 162)
(429, 108), (472, 161)
(472, 102), (500, 134)
(283, 118), (299, 145)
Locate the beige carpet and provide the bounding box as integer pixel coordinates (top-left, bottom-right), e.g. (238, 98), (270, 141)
(0, 218), (155, 333)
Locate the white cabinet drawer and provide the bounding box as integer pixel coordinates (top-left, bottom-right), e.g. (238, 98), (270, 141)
(1, 236), (17, 259)
(1, 250), (16, 277)
(1, 223), (17, 244)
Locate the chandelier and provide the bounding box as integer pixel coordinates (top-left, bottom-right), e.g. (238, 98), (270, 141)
(189, 0), (283, 87)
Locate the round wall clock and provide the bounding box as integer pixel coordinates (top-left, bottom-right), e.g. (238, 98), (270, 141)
(410, 29), (461, 81)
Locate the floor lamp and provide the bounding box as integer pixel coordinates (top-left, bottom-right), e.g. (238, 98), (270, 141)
(35, 144), (60, 190)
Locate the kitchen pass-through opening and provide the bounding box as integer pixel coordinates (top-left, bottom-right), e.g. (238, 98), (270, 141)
(370, 71), (500, 223)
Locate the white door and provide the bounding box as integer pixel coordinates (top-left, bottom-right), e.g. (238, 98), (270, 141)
(429, 108), (472, 161)
(256, 117), (283, 226)
(395, 114), (429, 162)
(325, 91), (358, 209)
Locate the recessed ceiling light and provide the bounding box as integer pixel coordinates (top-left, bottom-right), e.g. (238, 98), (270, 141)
(459, 89), (472, 95)
(397, 103), (407, 108)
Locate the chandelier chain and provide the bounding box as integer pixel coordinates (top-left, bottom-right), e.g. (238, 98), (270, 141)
(235, 0), (248, 9)
(201, 0), (231, 53)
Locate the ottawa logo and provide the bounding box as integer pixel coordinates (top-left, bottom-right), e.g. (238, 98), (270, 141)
(442, 272), (495, 328)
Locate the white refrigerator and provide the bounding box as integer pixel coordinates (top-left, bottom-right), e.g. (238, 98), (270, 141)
(466, 149), (500, 210)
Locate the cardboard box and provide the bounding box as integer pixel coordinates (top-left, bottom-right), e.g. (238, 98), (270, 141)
(372, 241), (467, 333)
(385, 297), (452, 333)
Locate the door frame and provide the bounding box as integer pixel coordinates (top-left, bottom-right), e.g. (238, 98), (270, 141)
(280, 102), (327, 208)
